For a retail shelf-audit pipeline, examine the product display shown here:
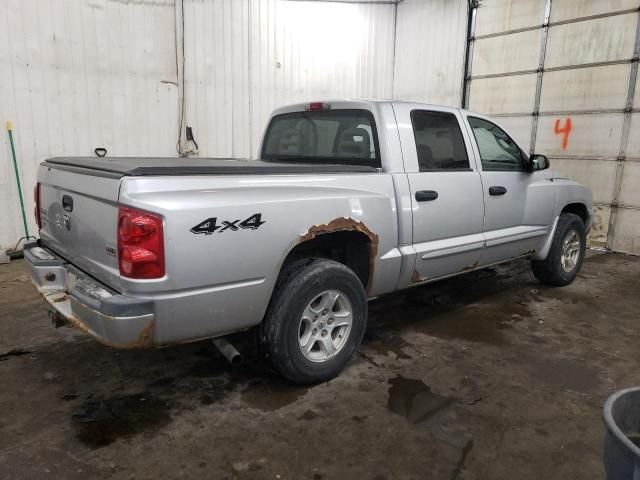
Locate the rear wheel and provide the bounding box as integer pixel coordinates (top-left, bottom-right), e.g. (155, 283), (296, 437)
(531, 213), (586, 286)
(261, 259), (367, 385)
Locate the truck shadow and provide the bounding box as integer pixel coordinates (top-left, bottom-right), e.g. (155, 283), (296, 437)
(365, 258), (537, 349)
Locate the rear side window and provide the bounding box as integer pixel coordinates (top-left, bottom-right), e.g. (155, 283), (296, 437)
(468, 116), (527, 171)
(410, 110), (470, 171)
(261, 109), (381, 167)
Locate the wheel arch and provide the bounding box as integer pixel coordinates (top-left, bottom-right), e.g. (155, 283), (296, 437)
(560, 202), (590, 225)
(533, 203), (589, 261)
(275, 218), (379, 293)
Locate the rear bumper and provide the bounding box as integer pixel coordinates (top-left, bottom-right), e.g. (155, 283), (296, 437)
(24, 242), (155, 348)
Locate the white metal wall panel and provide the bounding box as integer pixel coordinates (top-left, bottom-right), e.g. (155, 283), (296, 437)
(545, 14), (638, 68)
(474, 0), (545, 37)
(473, 30), (541, 76)
(184, 0), (251, 158)
(539, 65), (631, 112)
(247, 0), (396, 157)
(535, 113), (624, 157)
(618, 162), (640, 208)
(468, 74), (538, 114)
(550, 0), (640, 23)
(589, 206), (612, 245)
(626, 114), (640, 158)
(0, 0), (178, 249)
(393, 0), (468, 107)
(611, 208), (640, 253)
(550, 158), (617, 205)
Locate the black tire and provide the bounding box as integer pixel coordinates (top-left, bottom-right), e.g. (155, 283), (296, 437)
(531, 213), (586, 286)
(260, 258), (367, 385)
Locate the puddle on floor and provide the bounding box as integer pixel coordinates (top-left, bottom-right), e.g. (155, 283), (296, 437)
(72, 392), (171, 448)
(387, 376), (452, 424)
(240, 378), (308, 412)
(387, 376), (475, 457)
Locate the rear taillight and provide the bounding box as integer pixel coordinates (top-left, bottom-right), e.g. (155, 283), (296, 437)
(34, 183), (41, 230)
(117, 207), (165, 279)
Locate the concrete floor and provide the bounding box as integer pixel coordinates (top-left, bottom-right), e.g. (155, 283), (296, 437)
(1, 252), (638, 479)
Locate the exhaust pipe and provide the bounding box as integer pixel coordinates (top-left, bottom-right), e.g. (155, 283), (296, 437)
(212, 337), (243, 367)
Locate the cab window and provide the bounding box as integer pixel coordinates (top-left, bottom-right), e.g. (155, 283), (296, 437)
(468, 117), (527, 171)
(410, 110), (470, 171)
(262, 109), (381, 168)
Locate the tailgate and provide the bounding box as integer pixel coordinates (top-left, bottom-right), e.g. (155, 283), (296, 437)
(38, 163), (122, 291)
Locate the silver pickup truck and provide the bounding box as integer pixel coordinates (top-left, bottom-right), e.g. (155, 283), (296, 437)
(25, 100), (593, 384)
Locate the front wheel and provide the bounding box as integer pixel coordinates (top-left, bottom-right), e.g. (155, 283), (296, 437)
(531, 213), (586, 286)
(260, 259), (367, 385)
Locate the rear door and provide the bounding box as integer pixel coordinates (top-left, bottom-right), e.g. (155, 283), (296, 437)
(462, 115), (555, 265)
(393, 103), (485, 282)
(38, 163), (122, 289)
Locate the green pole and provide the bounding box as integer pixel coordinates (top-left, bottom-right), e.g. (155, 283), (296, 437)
(6, 121), (30, 238)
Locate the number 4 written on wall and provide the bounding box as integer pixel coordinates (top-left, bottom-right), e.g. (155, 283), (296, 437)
(554, 117), (572, 150)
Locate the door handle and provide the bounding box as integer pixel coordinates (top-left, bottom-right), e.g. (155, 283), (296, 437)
(62, 195), (73, 212)
(489, 186), (507, 196)
(415, 190), (438, 202)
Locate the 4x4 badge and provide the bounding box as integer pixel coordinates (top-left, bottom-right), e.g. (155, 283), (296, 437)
(190, 213), (265, 235)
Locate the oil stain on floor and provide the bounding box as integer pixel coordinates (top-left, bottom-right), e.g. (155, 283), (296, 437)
(72, 393), (171, 448)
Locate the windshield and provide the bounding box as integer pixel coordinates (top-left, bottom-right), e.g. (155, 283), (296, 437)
(261, 109), (381, 168)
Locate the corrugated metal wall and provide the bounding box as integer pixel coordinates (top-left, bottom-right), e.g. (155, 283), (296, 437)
(0, 0), (179, 249)
(466, 0), (640, 254)
(183, 0), (397, 159)
(394, 0), (469, 106)
(0, 0), (469, 249)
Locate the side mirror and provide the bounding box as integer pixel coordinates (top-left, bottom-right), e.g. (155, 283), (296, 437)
(528, 154), (550, 172)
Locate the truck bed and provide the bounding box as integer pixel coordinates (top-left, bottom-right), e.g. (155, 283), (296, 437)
(43, 157), (379, 177)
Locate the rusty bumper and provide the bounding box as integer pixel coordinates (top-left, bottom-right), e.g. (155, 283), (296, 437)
(24, 243), (155, 348)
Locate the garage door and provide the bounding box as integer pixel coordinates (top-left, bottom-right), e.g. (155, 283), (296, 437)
(465, 0), (640, 254)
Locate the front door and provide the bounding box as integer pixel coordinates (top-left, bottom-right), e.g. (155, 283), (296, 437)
(394, 104), (485, 282)
(463, 115), (555, 265)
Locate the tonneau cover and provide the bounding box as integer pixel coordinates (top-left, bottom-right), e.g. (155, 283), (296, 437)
(43, 157), (379, 177)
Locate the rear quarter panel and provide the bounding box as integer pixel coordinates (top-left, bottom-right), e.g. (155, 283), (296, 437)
(119, 173), (400, 345)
